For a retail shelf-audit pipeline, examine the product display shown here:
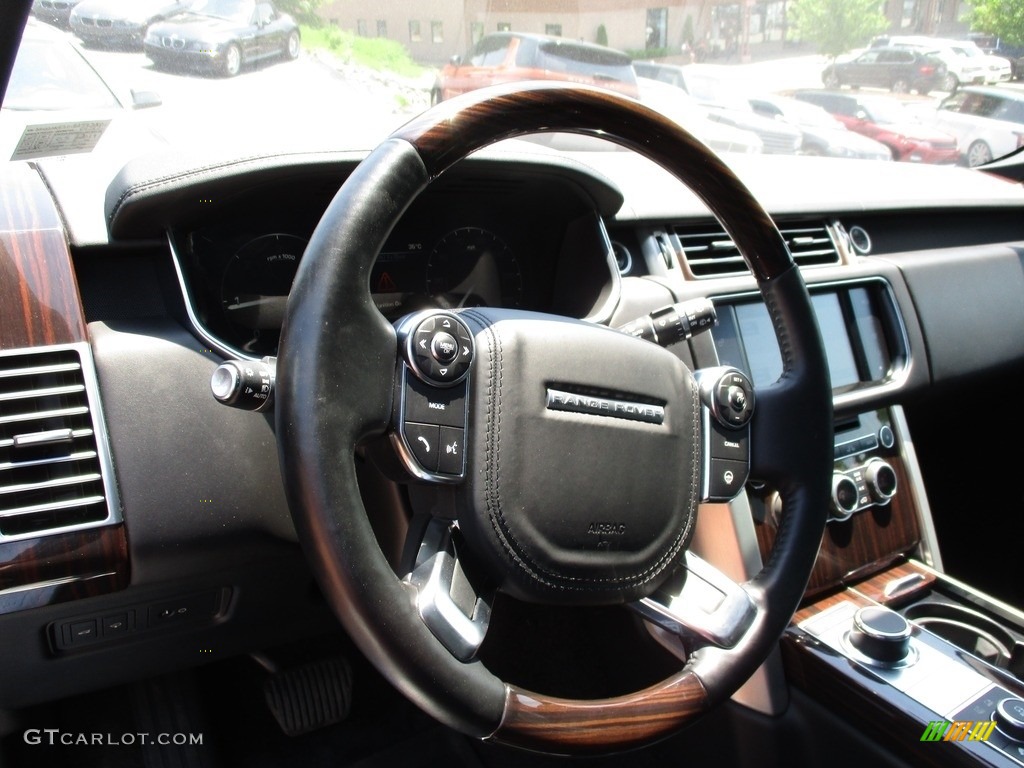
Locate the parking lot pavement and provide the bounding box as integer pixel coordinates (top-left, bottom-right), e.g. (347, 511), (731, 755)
(80, 45), (420, 152)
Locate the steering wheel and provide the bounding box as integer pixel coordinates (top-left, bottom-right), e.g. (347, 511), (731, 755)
(276, 83), (832, 753)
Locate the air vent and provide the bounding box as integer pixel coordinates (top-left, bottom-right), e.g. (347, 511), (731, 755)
(675, 222), (840, 277)
(0, 345), (118, 541)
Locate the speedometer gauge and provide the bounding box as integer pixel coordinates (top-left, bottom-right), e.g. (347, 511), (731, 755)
(425, 227), (522, 310)
(220, 233), (306, 356)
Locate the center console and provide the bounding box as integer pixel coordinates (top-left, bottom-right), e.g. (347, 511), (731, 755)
(700, 275), (1024, 767)
(773, 405), (1024, 768)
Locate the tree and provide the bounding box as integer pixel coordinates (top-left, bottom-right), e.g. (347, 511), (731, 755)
(596, 24), (608, 46)
(789, 0), (888, 58)
(275, 0), (325, 27)
(965, 0), (1024, 47)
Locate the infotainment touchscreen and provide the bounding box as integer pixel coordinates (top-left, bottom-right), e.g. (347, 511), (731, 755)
(710, 283), (897, 390)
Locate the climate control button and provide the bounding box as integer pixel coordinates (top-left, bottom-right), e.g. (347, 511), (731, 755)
(831, 473), (859, 521)
(865, 459), (898, 504)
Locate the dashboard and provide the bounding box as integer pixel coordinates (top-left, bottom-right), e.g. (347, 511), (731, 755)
(4, 128), (1024, 765)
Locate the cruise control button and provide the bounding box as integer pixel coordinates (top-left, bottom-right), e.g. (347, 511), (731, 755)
(405, 377), (467, 428)
(404, 422), (439, 472)
(707, 458), (748, 500)
(438, 426), (465, 475)
(713, 371), (754, 428)
(710, 421), (748, 461)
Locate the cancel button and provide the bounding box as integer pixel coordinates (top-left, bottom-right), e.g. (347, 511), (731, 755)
(710, 420), (748, 461)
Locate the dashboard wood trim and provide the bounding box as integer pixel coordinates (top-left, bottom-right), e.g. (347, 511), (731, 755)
(0, 165), (127, 614)
(0, 163), (87, 350)
(756, 459), (920, 598)
(0, 525), (129, 614)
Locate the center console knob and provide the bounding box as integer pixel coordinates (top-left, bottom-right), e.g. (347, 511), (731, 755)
(995, 698), (1024, 742)
(849, 606), (913, 664)
(865, 459), (898, 504)
(830, 472), (859, 521)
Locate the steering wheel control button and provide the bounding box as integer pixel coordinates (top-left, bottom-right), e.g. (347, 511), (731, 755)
(403, 312), (474, 387)
(995, 698), (1024, 741)
(405, 377), (467, 429)
(437, 427), (465, 475)
(710, 420), (748, 461)
(404, 423), (440, 472)
(431, 332), (459, 364)
(707, 370), (754, 428)
(848, 606), (913, 665)
(707, 458), (749, 501)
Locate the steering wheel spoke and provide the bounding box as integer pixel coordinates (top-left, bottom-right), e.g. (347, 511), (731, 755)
(403, 517), (492, 662)
(631, 551), (757, 649)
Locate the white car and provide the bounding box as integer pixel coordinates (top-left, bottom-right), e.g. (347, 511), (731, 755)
(636, 76), (763, 156)
(947, 41), (1013, 85)
(932, 86), (1024, 166)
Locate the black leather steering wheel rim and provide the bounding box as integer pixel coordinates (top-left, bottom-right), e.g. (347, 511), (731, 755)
(276, 82), (833, 753)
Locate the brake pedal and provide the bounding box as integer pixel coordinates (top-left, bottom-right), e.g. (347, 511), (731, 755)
(263, 656), (353, 736)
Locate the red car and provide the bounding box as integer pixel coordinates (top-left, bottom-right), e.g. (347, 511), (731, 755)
(793, 90), (959, 164)
(433, 32), (639, 104)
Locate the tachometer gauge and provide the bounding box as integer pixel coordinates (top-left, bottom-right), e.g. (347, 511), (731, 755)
(425, 227), (522, 310)
(220, 233), (306, 356)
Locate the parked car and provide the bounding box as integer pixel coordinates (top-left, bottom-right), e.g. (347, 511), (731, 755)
(632, 62), (801, 154)
(931, 85), (1024, 166)
(633, 59), (687, 88)
(870, 35), (987, 92)
(1, 19), (163, 160)
(946, 41), (1012, 85)
(143, 0), (299, 78)
(637, 76), (763, 155)
(29, 0), (86, 28)
(822, 47), (947, 94)
(69, 0), (186, 49)
(433, 32), (639, 103)
(793, 89), (959, 163)
(748, 94), (893, 160)
(968, 33), (1024, 80)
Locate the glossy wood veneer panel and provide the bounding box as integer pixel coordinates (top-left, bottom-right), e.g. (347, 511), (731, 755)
(495, 671), (708, 752)
(0, 525), (128, 614)
(757, 459), (919, 598)
(0, 163), (87, 349)
(781, 632), (991, 768)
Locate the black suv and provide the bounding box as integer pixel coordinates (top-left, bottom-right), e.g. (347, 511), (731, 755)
(822, 48), (947, 94)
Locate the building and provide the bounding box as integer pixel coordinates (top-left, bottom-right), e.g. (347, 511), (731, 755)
(317, 0), (970, 66)
(318, 1), (791, 65)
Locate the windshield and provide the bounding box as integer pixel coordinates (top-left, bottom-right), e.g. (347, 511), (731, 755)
(5, 35), (120, 111)
(186, 0), (253, 22)
(6, 1), (1024, 168)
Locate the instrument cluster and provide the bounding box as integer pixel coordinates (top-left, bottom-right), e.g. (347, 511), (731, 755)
(173, 183), (602, 358)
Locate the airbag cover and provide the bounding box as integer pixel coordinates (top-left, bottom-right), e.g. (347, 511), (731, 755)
(456, 309), (700, 605)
